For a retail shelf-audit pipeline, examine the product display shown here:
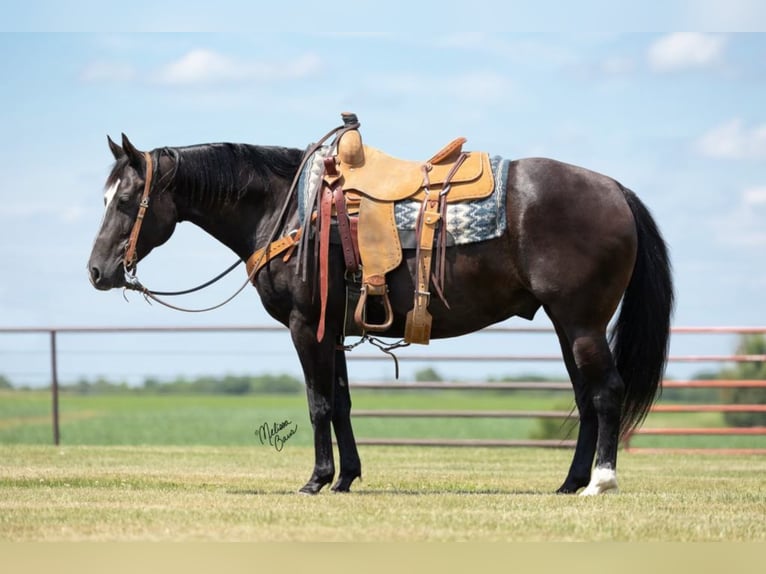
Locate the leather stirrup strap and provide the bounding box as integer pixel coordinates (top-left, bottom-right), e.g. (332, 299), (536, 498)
(433, 152), (467, 303)
(405, 194), (440, 344)
(333, 187), (359, 273)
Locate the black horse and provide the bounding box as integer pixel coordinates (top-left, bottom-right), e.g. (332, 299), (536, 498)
(88, 130), (673, 496)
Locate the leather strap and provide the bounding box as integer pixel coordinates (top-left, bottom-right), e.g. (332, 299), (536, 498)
(124, 151), (154, 271)
(316, 157), (338, 342)
(245, 228), (303, 282)
(348, 215), (360, 269)
(404, 155), (466, 344)
(428, 136), (467, 164)
(333, 186), (360, 273)
(433, 152), (468, 298)
(416, 199), (440, 298)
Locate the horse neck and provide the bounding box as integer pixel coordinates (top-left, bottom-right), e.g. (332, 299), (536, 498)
(169, 144), (302, 261)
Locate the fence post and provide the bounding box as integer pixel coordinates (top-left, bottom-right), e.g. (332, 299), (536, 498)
(50, 330), (60, 446)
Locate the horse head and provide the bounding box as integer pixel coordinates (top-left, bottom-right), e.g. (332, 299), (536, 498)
(88, 134), (178, 290)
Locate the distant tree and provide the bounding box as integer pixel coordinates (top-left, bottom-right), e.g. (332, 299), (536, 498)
(138, 373), (302, 394)
(143, 377), (161, 391)
(661, 369), (720, 403)
(414, 367), (442, 382)
(220, 375), (253, 395)
(0, 375), (12, 389)
(719, 335), (766, 427)
(250, 374), (302, 394)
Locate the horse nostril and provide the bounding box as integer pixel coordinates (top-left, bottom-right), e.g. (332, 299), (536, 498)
(89, 266), (102, 285)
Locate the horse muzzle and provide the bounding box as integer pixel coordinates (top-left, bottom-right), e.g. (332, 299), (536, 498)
(88, 260), (127, 291)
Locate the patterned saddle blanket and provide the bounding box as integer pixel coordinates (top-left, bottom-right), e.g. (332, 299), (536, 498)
(298, 150), (510, 248)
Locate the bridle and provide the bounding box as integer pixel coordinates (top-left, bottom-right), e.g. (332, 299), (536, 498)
(123, 151), (154, 273)
(120, 147), (268, 313)
(120, 121), (353, 313)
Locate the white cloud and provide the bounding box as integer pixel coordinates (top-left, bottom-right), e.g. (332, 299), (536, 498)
(647, 33), (725, 72)
(154, 49), (322, 86)
(711, 186), (766, 247)
(696, 119), (766, 160)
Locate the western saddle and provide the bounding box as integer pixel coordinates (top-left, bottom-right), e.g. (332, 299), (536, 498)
(247, 113), (496, 345)
(312, 113), (496, 345)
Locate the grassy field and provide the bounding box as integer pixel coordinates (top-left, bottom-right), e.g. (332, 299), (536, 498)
(1, 444), (764, 542)
(1, 389), (764, 542)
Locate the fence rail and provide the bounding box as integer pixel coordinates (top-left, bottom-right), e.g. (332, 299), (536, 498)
(1, 325), (764, 451)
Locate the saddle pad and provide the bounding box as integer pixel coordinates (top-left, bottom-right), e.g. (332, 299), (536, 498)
(297, 148), (510, 246)
(395, 155), (509, 246)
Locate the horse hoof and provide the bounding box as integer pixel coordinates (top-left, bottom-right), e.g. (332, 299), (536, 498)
(298, 479), (330, 495)
(579, 467), (619, 496)
(298, 485), (320, 495)
(555, 485), (580, 495)
(556, 475), (590, 494)
(331, 473), (361, 492)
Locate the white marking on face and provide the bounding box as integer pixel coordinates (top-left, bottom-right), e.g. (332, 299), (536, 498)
(104, 179), (120, 209)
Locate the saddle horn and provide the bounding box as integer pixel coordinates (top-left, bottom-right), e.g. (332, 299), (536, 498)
(338, 112), (365, 168)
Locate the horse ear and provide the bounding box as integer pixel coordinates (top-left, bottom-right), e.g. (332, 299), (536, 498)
(121, 133), (145, 171)
(107, 135), (124, 160)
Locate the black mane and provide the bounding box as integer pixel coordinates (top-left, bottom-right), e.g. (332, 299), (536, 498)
(105, 143), (304, 209)
(171, 143), (303, 209)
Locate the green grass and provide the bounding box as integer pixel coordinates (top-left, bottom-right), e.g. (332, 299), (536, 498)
(2, 389), (764, 449)
(0, 390), (562, 446)
(0, 391), (310, 446)
(2, 391), (764, 541)
(1, 445), (764, 541)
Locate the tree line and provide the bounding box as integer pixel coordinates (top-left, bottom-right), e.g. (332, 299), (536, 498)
(0, 373), (303, 395)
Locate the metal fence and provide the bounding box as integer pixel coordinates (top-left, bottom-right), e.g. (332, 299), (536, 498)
(1, 325), (764, 451)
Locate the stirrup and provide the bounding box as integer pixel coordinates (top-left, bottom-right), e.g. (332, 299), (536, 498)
(354, 279), (394, 332)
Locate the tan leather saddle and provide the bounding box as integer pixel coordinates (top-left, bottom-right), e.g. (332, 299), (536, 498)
(318, 114), (495, 345)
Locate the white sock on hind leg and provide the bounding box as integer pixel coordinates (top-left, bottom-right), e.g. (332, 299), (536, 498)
(580, 466), (619, 496)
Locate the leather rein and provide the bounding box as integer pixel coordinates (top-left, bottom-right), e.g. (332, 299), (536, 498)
(122, 124), (350, 313)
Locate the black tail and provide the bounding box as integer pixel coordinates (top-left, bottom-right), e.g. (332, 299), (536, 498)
(611, 188), (674, 438)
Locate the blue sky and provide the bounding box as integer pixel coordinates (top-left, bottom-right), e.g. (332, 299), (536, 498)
(1, 31), (765, 386)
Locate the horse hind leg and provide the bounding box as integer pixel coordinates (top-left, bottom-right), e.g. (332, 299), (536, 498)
(570, 331), (624, 495)
(547, 311), (598, 494)
(550, 309), (624, 495)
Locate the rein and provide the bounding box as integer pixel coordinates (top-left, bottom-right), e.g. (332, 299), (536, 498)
(122, 122), (352, 313)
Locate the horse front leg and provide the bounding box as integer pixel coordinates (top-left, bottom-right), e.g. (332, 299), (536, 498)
(331, 347), (362, 492)
(290, 319), (337, 495)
